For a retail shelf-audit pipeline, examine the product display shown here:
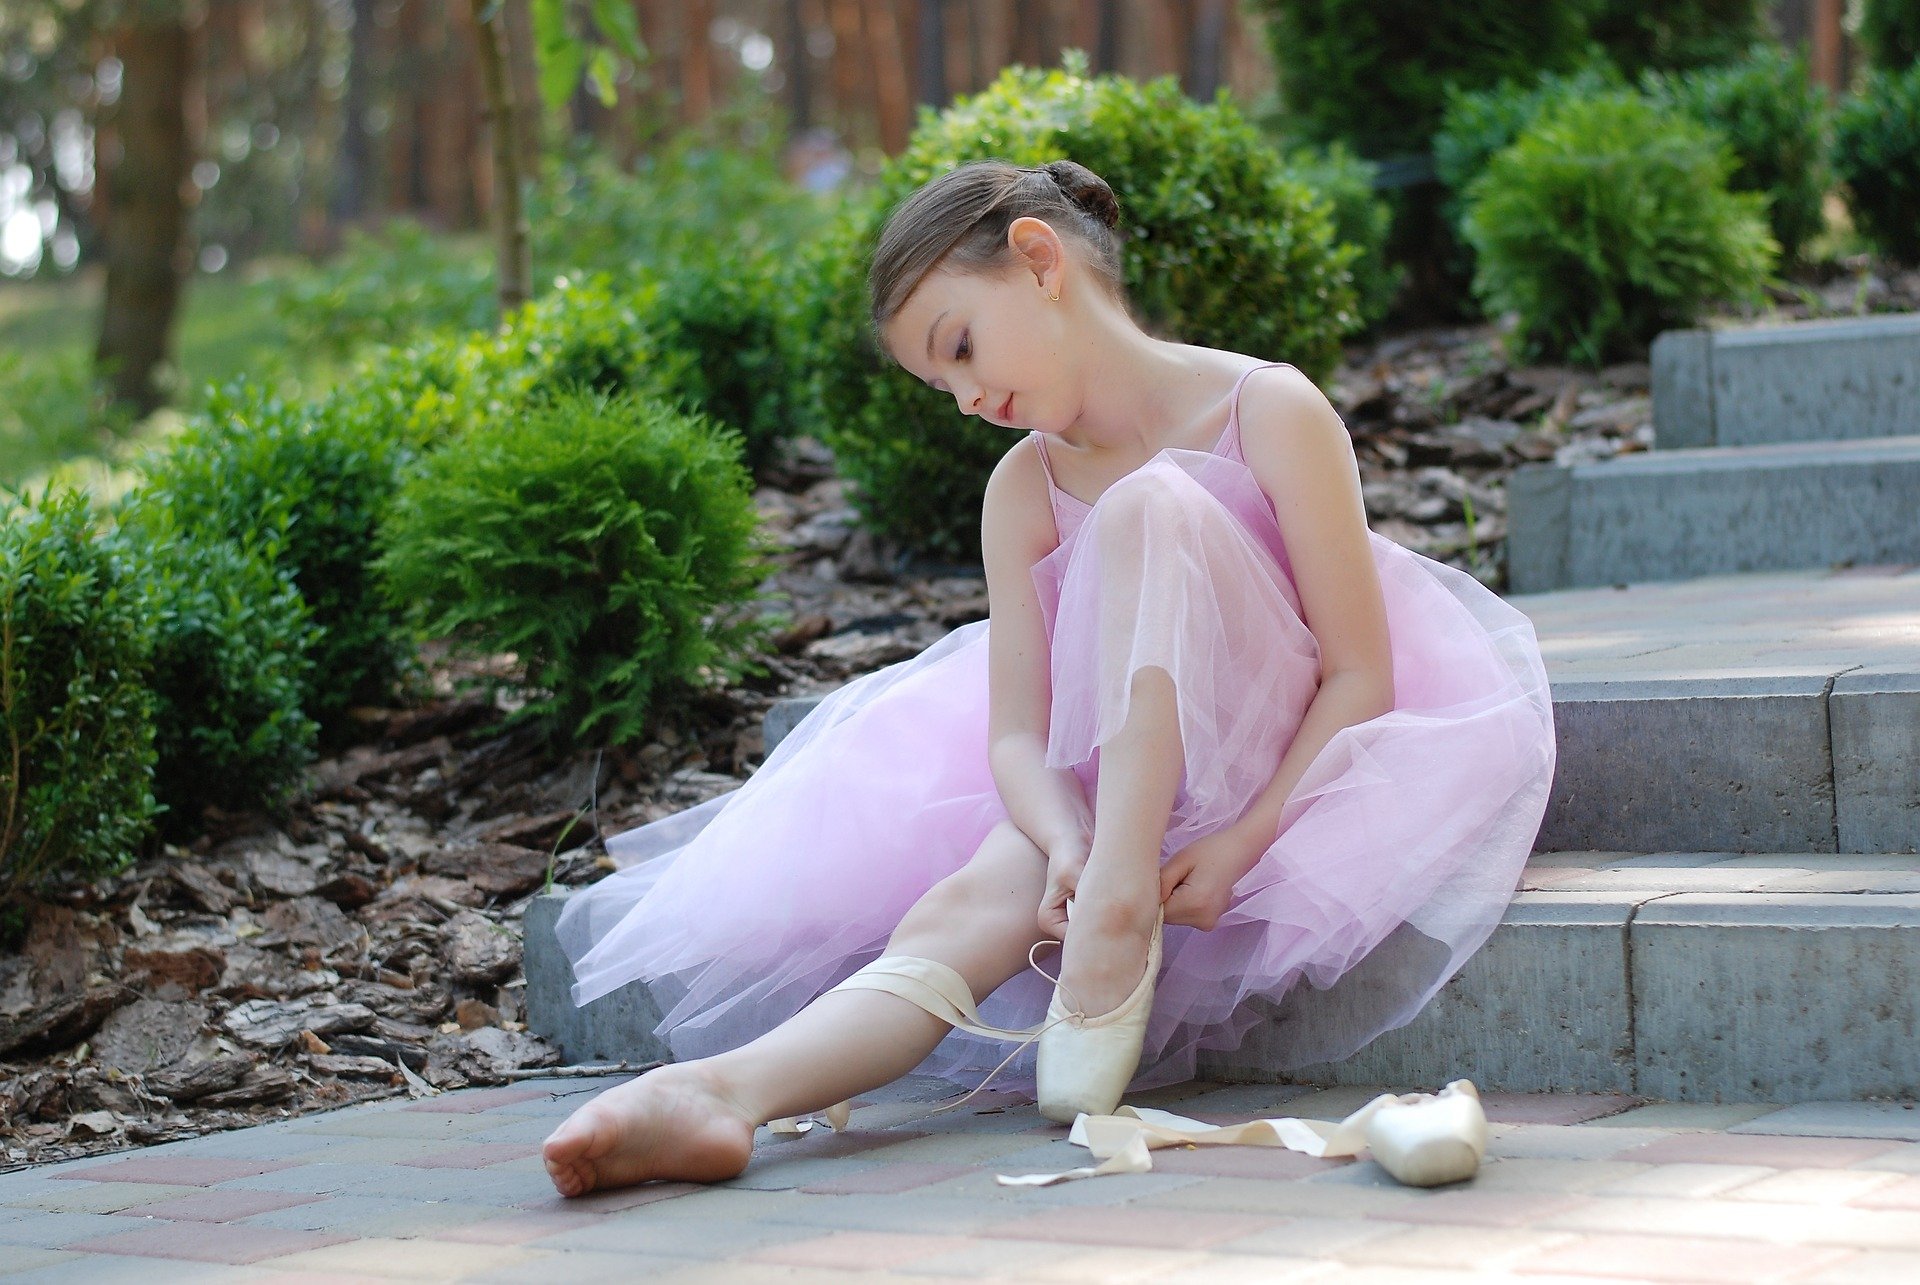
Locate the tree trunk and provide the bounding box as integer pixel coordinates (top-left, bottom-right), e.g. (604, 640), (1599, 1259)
(330, 0), (378, 225)
(470, 0), (530, 313)
(917, 0), (947, 107)
(94, 6), (200, 416)
(786, 0), (813, 130)
(1187, 0), (1228, 100)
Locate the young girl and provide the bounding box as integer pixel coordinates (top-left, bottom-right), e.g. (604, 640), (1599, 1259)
(542, 159), (1555, 1195)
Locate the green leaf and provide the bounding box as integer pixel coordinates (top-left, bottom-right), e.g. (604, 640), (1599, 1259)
(532, 0), (586, 113)
(587, 46), (620, 108)
(590, 0), (646, 63)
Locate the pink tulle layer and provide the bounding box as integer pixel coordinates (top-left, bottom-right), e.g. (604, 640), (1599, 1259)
(557, 428), (1556, 1095)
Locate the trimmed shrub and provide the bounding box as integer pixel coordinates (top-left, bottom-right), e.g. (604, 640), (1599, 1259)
(1251, 0), (1592, 157)
(136, 384), (412, 734)
(1643, 45), (1834, 266)
(1436, 62), (1629, 238)
(377, 391), (771, 748)
(1835, 63), (1920, 265)
(1282, 142), (1403, 330)
(120, 507), (319, 834)
(795, 56), (1360, 560)
(0, 489), (158, 909)
(1583, 0), (1768, 77)
(1859, 0), (1920, 73)
(0, 349), (137, 487)
(1464, 92), (1776, 366)
(273, 220), (496, 362)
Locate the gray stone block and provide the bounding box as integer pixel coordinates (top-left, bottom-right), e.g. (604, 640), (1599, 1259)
(1631, 893), (1920, 1102)
(1538, 676), (1837, 854)
(1650, 329), (1716, 451)
(1504, 436), (1920, 592)
(1653, 314), (1920, 450)
(1505, 463), (1572, 596)
(1831, 670), (1920, 855)
(522, 892), (672, 1066)
(1238, 894), (1635, 1094)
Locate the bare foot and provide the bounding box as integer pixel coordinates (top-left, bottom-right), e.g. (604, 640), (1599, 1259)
(1056, 893), (1159, 1018)
(541, 1064), (756, 1197)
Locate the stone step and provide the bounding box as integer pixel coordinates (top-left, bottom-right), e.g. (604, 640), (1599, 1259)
(1652, 313), (1920, 450)
(1506, 434), (1920, 593)
(524, 853), (1920, 1103)
(765, 569), (1919, 855)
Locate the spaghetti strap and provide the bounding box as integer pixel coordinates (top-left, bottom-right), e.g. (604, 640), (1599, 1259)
(1219, 360), (1294, 459)
(1030, 430), (1060, 489)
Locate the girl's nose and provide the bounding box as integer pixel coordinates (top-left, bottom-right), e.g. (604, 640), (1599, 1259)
(952, 384), (984, 417)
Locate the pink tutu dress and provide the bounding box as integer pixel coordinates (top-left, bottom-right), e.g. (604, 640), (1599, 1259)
(556, 361), (1557, 1094)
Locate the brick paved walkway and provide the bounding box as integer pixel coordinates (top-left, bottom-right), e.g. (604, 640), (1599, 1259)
(4, 1075), (1920, 1282)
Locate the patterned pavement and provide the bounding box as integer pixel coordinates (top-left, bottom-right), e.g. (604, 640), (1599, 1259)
(4, 1074), (1920, 1282)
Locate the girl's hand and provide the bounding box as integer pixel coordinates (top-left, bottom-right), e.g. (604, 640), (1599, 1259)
(1037, 833), (1091, 941)
(1159, 825), (1270, 931)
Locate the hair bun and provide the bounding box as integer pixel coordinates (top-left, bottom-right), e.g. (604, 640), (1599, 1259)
(1043, 159), (1121, 230)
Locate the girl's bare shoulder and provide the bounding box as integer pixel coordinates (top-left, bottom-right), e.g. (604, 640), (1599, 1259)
(981, 433), (1058, 565)
(1234, 364), (1350, 481)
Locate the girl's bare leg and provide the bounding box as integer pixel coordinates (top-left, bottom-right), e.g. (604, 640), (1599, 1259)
(542, 820), (1049, 1195)
(1055, 665), (1183, 1017)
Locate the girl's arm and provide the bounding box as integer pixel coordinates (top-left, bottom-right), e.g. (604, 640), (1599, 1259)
(1163, 366), (1395, 924)
(980, 438), (1095, 860)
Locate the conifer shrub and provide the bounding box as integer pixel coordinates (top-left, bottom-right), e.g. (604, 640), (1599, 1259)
(1643, 45), (1833, 267)
(1250, 0), (1592, 157)
(1863, 0), (1920, 72)
(1463, 92), (1776, 366)
(0, 489), (158, 910)
(120, 508), (319, 834)
(795, 56), (1359, 561)
(377, 390), (771, 748)
(1583, 0), (1768, 77)
(1835, 63), (1920, 265)
(1282, 142), (1402, 329)
(136, 384), (412, 734)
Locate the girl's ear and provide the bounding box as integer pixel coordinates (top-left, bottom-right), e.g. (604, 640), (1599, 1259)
(1006, 216), (1065, 296)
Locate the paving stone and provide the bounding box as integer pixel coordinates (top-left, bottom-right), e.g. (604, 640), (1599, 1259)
(1806, 1249), (1920, 1283)
(516, 1181), (703, 1215)
(0, 1247), (75, 1275)
(1210, 1216), (1405, 1258)
(1589, 1103), (1783, 1131)
(48, 1157), (295, 1187)
(62, 1222), (351, 1264)
(894, 1236), (1091, 1279)
(527, 1213), (814, 1258)
(313, 1164), (549, 1205)
(1730, 1102), (1920, 1141)
(1515, 1231), (1855, 1282)
(1332, 1223), (1580, 1270)
(0, 1212), (154, 1249)
(457, 1118), (562, 1147)
(852, 1131), (1053, 1165)
(1465, 1157), (1652, 1193)
(1151, 1256), (1358, 1284)
(982, 1204), (1289, 1251)
(398, 1143), (538, 1170)
(796, 1161), (979, 1194)
(737, 1229), (976, 1271)
(1852, 1177), (1920, 1211)
(1014, 1246), (1219, 1282)
(217, 1162), (390, 1196)
(1856, 1143), (1920, 1175)
(1, 1254), (258, 1284)
(424, 1207), (605, 1245)
(733, 1191), (1015, 1236)
(455, 1248), (697, 1285)
(116, 1189), (323, 1222)
(1477, 1092), (1639, 1125)
(1141, 1176), (1417, 1219)
(253, 1235), (540, 1279)
(1542, 1195), (1920, 1250)
(1595, 1163), (1777, 1198)
(1485, 1124), (1679, 1162)
(1382, 1188), (1591, 1227)
(231, 1194), (505, 1238)
(291, 1112), (499, 1140)
(1616, 1133), (1905, 1169)
(910, 1166), (1208, 1209)
(1720, 1168), (1905, 1205)
(1, 1183), (204, 1215)
(401, 1086), (557, 1114)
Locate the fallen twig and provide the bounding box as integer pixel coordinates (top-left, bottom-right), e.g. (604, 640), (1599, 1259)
(499, 1060), (662, 1082)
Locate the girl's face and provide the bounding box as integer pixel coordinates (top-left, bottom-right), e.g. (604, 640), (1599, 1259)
(881, 261), (1071, 435)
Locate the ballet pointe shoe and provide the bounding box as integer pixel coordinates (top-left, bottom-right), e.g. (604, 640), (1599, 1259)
(1364, 1079), (1487, 1187)
(1034, 905), (1164, 1125)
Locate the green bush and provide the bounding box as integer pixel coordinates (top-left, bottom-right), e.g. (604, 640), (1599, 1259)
(120, 508), (319, 833)
(1860, 0), (1919, 73)
(377, 390), (771, 747)
(795, 56), (1360, 560)
(1643, 45), (1833, 266)
(1282, 142), (1403, 329)
(1435, 62), (1628, 238)
(1583, 0), (1768, 77)
(1251, 0), (1592, 157)
(0, 349), (136, 487)
(273, 220), (496, 363)
(1464, 91), (1776, 366)
(1835, 64), (1920, 265)
(136, 384), (412, 734)
(0, 488), (158, 909)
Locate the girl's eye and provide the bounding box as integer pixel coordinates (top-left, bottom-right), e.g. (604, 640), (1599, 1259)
(955, 331), (971, 361)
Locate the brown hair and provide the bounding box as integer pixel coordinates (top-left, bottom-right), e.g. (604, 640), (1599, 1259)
(867, 159), (1125, 328)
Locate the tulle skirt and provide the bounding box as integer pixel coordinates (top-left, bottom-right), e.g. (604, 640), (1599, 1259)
(555, 447), (1556, 1094)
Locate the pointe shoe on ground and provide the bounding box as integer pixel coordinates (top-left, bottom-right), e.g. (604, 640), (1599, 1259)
(1034, 904), (1164, 1125)
(1364, 1078), (1487, 1187)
